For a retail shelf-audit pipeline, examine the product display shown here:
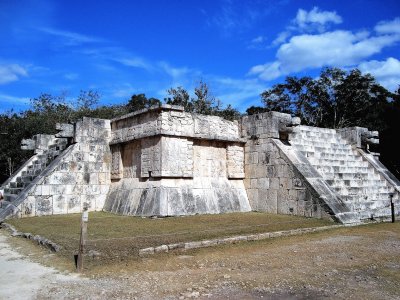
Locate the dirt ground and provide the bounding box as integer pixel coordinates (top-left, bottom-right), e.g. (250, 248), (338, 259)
(1, 222), (400, 300)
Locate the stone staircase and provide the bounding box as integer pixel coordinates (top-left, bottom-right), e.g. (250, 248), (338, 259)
(289, 125), (397, 220)
(0, 137), (68, 220)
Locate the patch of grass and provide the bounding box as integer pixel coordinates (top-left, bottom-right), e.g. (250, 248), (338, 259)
(6, 211), (333, 268)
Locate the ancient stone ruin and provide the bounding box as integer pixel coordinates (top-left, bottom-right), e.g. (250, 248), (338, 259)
(1, 105), (399, 224)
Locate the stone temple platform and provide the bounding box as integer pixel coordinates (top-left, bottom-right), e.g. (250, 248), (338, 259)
(1, 105), (399, 224)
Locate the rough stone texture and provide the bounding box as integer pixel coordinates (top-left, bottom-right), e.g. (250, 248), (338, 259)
(104, 105), (250, 217)
(104, 177), (250, 216)
(243, 137), (335, 220)
(110, 105), (243, 145)
(0, 117), (111, 220)
(289, 125), (399, 223)
(241, 111), (300, 141)
(337, 127), (379, 151)
(138, 224), (342, 256)
(2, 105), (399, 224)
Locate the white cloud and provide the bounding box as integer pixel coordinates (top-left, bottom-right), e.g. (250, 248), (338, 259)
(278, 31), (398, 72)
(0, 63), (28, 84)
(38, 27), (105, 46)
(375, 17), (400, 35)
(359, 57), (400, 91)
(251, 30), (400, 80)
(80, 47), (154, 72)
(158, 62), (195, 79)
(295, 7), (342, 30)
(208, 0), (279, 37)
(272, 31), (290, 46)
(0, 93), (30, 104)
(64, 73), (79, 80)
(249, 62), (282, 81)
(251, 36), (265, 44)
(272, 7), (343, 47)
(248, 35), (268, 49)
(212, 77), (266, 109)
(109, 83), (139, 98)
(113, 57), (152, 71)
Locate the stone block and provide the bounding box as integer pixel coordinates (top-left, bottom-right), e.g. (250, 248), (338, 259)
(168, 243), (185, 250)
(139, 247), (155, 256)
(185, 241), (203, 250)
(270, 178), (280, 189)
(258, 178), (269, 189)
(279, 177), (291, 189)
(154, 245), (169, 253)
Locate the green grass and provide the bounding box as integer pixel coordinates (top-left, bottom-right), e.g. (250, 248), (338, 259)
(6, 211), (333, 266)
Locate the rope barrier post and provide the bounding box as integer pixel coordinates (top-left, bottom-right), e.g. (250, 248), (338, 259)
(77, 205), (89, 272)
(390, 193), (395, 223)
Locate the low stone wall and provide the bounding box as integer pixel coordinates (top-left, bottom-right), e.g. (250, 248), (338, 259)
(1, 223), (61, 252)
(138, 224), (343, 256)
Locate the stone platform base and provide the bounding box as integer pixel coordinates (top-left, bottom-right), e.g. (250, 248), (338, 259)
(104, 177), (251, 216)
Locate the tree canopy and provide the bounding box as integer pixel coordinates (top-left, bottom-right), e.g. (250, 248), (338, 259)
(259, 67), (399, 177)
(165, 80), (240, 121)
(260, 67), (395, 130)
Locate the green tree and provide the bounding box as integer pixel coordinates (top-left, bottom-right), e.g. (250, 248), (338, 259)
(126, 94), (161, 112)
(165, 81), (241, 120)
(0, 90), (128, 183)
(216, 104), (241, 121)
(165, 86), (193, 112)
(261, 67), (394, 129)
(245, 106), (268, 115)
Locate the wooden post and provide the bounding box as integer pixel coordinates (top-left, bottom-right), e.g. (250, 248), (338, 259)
(77, 207), (89, 272)
(390, 194), (395, 223)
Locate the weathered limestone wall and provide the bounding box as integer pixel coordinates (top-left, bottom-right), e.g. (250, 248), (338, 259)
(242, 112), (335, 220)
(17, 117), (111, 217)
(110, 105), (242, 145)
(243, 137), (333, 219)
(104, 105), (250, 217)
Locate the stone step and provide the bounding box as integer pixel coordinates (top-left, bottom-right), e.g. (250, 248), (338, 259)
(334, 186), (392, 195)
(336, 172), (381, 180)
(295, 147), (355, 156)
(4, 187), (24, 195)
(345, 200), (390, 212)
(27, 164), (45, 172)
(342, 193), (394, 203)
(19, 175), (35, 183)
(26, 169), (43, 176)
(315, 165), (370, 174)
(4, 194), (17, 202)
(49, 144), (65, 152)
(310, 158), (369, 168)
(291, 139), (351, 149)
(317, 153), (363, 161)
(326, 179), (387, 188)
(314, 147), (354, 155)
(9, 181), (25, 189)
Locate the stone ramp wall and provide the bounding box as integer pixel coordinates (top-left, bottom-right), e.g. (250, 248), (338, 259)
(243, 135), (346, 222)
(0, 135), (69, 221)
(1, 117), (111, 220)
(290, 125), (399, 222)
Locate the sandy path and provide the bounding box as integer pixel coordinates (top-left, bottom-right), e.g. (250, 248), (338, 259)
(1, 223), (399, 299)
(0, 232), (81, 300)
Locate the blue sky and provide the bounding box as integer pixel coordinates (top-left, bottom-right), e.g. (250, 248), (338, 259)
(1, 0), (400, 113)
